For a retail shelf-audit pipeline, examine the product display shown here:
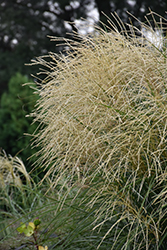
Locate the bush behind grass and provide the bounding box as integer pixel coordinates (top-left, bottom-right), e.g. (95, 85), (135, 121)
(0, 72), (39, 169)
(31, 11), (167, 249)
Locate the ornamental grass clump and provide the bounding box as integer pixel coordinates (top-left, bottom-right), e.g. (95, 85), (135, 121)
(32, 11), (167, 249)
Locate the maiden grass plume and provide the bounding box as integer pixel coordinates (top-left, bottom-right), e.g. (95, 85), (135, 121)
(32, 11), (167, 249)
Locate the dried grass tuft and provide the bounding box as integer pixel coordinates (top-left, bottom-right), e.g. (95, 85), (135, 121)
(0, 150), (31, 188)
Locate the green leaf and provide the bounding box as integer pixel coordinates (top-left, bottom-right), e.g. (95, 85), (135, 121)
(17, 223), (26, 233)
(17, 222), (34, 236)
(23, 225), (34, 237)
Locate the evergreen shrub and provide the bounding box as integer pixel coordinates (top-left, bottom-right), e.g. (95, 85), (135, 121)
(0, 72), (38, 169)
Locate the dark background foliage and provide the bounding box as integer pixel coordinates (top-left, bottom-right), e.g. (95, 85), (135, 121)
(1, 0), (167, 93)
(0, 73), (38, 169)
(0, 0), (167, 171)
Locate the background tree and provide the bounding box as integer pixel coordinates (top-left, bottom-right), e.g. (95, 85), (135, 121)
(0, 0), (96, 94)
(1, 0), (167, 94)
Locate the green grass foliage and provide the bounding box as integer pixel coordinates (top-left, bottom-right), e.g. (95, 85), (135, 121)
(0, 151), (54, 250)
(31, 12), (167, 249)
